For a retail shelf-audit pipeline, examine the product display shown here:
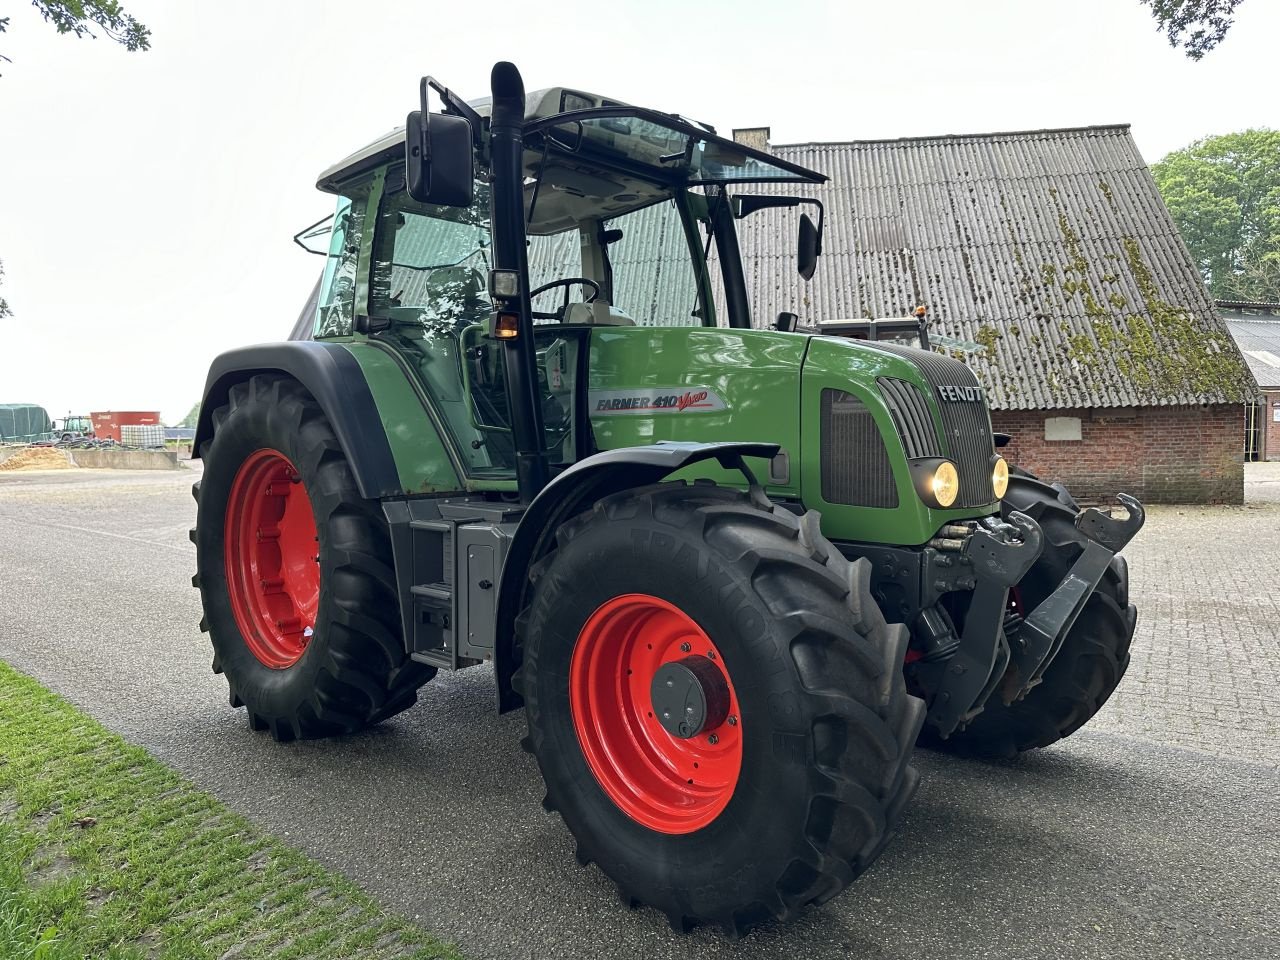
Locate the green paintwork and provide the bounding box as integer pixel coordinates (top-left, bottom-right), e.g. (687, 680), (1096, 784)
(586, 327), (997, 545)
(800, 336), (997, 546)
(588, 327), (805, 496)
(338, 341), (463, 495)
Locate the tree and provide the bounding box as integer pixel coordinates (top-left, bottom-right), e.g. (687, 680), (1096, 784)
(1138, 0), (1245, 60)
(0, 261), (11, 320)
(1153, 130), (1280, 303)
(1, 1), (150, 70)
(179, 403), (201, 429)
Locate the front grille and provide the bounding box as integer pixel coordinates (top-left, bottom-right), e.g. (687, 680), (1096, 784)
(821, 389), (898, 508)
(878, 378), (943, 460)
(863, 342), (996, 508)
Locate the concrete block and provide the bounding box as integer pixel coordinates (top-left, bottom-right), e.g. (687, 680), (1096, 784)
(69, 449), (181, 470)
(1044, 416), (1083, 441)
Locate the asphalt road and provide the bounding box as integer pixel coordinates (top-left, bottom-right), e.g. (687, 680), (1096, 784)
(1, 466), (1277, 960)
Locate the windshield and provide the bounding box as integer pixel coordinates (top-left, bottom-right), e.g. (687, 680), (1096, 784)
(568, 116), (817, 184)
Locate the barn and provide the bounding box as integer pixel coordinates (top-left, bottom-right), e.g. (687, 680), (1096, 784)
(732, 124), (1255, 503)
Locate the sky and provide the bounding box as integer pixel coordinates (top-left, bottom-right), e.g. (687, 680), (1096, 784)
(1, 0), (1277, 424)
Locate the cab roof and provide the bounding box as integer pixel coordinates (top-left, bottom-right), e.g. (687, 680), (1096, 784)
(315, 86), (825, 203)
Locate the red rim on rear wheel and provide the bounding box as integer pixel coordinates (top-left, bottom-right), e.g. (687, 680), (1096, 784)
(570, 594), (743, 835)
(224, 449), (320, 669)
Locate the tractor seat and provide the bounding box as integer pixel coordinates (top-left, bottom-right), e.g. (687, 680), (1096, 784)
(563, 301), (636, 326)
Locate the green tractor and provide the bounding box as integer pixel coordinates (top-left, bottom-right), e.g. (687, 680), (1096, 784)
(191, 62), (1143, 935)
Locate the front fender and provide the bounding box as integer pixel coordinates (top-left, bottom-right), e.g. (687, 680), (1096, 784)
(493, 441), (780, 712)
(193, 341), (401, 500)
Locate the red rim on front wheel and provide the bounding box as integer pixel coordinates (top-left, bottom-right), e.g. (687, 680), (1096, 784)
(224, 449), (320, 669)
(570, 594), (743, 834)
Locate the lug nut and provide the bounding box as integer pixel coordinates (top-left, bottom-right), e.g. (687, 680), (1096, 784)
(708, 733), (719, 745)
(680, 642), (691, 653)
(727, 715), (737, 726)
(707, 651), (716, 660)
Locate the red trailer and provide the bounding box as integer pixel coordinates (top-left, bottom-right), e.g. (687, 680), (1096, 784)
(90, 410), (160, 443)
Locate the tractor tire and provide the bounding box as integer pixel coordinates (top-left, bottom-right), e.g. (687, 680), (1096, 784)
(924, 472), (1137, 759)
(191, 374), (432, 742)
(517, 481), (924, 936)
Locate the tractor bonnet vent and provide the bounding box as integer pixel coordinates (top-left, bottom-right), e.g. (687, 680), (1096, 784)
(878, 378), (943, 461)
(863, 343), (995, 508)
(821, 389), (898, 509)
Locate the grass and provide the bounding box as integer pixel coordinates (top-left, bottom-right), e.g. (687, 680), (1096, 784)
(0, 660), (461, 960)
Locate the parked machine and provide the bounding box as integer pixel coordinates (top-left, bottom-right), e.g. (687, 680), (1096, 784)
(52, 414), (93, 443)
(191, 63), (1143, 935)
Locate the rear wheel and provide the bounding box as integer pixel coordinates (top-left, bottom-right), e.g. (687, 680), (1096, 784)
(518, 482), (923, 935)
(192, 374), (432, 741)
(926, 472), (1137, 758)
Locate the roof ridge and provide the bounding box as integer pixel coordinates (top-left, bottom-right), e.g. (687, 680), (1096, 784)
(771, 123), (1133, 150)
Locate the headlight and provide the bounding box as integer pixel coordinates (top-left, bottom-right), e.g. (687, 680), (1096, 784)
(909, 458), (960, 509)
(932, 461), (960, 507)
(991, 455), (1009, 499)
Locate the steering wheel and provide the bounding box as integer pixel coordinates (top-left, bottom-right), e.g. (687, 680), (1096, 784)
(529, 277), (602, 321)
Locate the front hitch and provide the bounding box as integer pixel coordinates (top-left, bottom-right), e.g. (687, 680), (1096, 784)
(1004, 494), (1144, 703)
(922, 511), (1043, 739)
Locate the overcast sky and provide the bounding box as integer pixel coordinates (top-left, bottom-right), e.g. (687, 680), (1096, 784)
(1, 0), (1277, 423)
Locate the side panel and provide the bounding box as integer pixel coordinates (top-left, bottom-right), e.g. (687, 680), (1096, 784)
(587, 327), (806, 496)
(339, 342), (463, 495)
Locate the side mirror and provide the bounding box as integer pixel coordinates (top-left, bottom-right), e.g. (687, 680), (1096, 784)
(798, 213), (819, 281)
(773, 311), (799, 332)
(405, 108), (474, 207)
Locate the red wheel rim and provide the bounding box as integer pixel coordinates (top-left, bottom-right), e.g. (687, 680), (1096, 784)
(223, 449), (320, 669)
(570, 594), (742, 835)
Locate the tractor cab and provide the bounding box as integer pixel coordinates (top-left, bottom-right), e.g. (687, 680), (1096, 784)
(295, 82), (828, 490)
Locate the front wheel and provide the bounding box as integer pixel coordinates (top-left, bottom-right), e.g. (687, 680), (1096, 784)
(518, 482), (923, 936)
(192, 374), (432, 741)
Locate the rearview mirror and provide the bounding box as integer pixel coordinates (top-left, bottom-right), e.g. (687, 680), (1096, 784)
(798, 213), (819, 281)
(405, 109), (474, 207)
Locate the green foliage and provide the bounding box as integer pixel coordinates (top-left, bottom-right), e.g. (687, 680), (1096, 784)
(178, 403), (200, 429)
(0, 261), (11, 321)
(1152, 129), (1280, 302)
(0, 1), (150, 71)
(1138, 0), (1244, 60)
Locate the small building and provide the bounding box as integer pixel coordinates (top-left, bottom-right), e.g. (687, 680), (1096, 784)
(1220, 301), (1280, 461)
(731, 124), (1256, 503)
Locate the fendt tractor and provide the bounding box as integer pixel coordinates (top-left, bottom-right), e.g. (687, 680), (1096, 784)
(192, 62), (1144, 934)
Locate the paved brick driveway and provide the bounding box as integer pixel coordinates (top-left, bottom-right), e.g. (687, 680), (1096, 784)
(1089, 463), (1280, 767)
(0, 462), (1277, 960)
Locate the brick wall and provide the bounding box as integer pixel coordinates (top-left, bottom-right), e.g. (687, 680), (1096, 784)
(991, 404), (1244, 504)
(1263, 391), (1280, 462)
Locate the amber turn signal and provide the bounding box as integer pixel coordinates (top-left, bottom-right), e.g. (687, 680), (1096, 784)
(493, 313), (520, 339)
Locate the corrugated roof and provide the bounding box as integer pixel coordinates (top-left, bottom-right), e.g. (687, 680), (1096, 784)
(1223, 317), (1280, 389)
(741, 126), (1255, 410)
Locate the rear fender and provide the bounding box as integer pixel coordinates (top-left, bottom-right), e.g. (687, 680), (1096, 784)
(193, 341), (401, 500)
(493, 441), (779, 712)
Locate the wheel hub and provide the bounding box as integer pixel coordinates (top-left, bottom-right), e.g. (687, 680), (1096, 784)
(223, 448), (319, 669)
(650, 656), (730, 739)
(570, 594), (743, 835)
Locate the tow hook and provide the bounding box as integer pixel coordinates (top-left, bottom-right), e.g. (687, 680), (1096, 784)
(923, 512), (1043, 738)
(1075, 493), (1145, 553)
